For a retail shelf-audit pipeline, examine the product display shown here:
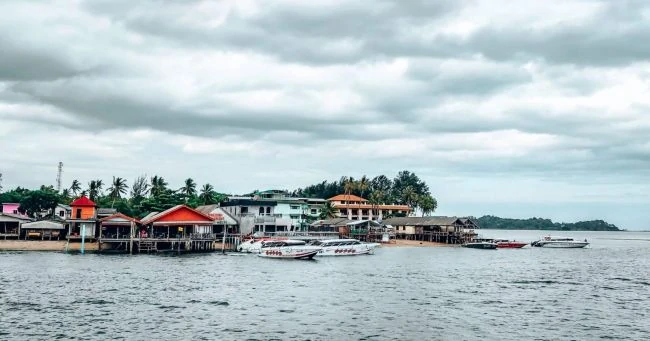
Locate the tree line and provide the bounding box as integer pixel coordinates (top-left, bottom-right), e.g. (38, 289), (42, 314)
(292, 170), (438, 217)
(477, 215), (621, 231)
(0, 176), (227, 219)
(0, 170), (438, 220)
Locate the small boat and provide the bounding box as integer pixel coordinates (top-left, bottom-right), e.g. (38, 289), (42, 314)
(258, 240), (321, 260)
(462, 241), (498, 249)
(494, 239), (528, 249)
(531, 236), (589, 248)
(310, 239), (379, 256)
(237, 237), (287, 253)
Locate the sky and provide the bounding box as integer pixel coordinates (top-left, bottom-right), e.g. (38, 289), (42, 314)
(1, 0), (649, 230)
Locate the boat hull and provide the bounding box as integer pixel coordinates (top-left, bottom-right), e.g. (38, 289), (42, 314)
(533, 242), (589, 248)
(258, 247), (321, 260)
(316, 247), (373, 256)
(463, 242), (498, 249)
(496, 242), (528, 249)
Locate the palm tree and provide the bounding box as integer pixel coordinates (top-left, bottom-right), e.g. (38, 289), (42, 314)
(179, 178), (197, 201)
(357, 175), (369, 218)
(150, 175), (168, 197)
(87, 180), (104, 201)
(61, 188), (71, 202)
(343, 177), (357, 219)
(69, 180), (81, 196)
(108, 177), (128, 208)
(418, 194), (437, 217)
(401, 186), (419, 215)
(319, 201), (338, 220)
(199, 183), (215, 205)
(368, 190), (385, 219)
(131, 175), (149, 200)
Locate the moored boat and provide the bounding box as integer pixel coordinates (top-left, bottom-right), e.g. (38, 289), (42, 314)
(238, 237), (288, 253)
(310, 239), (379, 256)
(462, 241), (498, 249)
(494, 239), (528, 248)
(531, 236), (589, 248)
(258, 240), (321, 260)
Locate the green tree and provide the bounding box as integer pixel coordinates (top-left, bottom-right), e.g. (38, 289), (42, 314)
(369, 175), (392, 203)
(418, 194), (437, 217)
(368, 190), (385, 217)
(199, 183), (216, 205)
(179, 178), (197, 202)
(319, 201), (338, 219)
(150, 175), (168, 197)
(87, 180), (104, 201)
(401, 186), (419, 212)
(18, 189), (59, 219)
(69, 179), (81, 196)
(130, 175), (149, 201)
(392, 170), (429, 205)
(108, 176), (128, 208)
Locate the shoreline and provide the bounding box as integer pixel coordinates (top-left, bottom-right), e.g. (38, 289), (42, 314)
(0, 240), (99, 252)
(0, 239), (454, 252)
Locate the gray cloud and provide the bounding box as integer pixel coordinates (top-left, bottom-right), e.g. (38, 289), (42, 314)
(1, 0), (650, 229)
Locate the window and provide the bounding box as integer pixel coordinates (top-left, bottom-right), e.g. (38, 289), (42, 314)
(259, 207), (264, 215)
(241, 207), (249, 214)
(59, 211), (65, 217)
(75, 209), (82, 219)
(13, 210), (18, 214)
(266, 207), (271, 214)
(311, 209), (317, 214)
(289, 214), (300, 219)
(290, 205), (300, 210)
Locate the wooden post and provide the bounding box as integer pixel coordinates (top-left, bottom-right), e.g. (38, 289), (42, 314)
(80, 224), (86, 255)
(221, 224), (227, 254)
(129, 221), (134, 255)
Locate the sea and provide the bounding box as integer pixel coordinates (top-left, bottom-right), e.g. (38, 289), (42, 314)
(1, 230), (649, 341)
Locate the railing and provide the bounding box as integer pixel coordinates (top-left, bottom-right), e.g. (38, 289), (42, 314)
(254, 216), (276, 223)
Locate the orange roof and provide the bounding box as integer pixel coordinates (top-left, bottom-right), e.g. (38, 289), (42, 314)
(141, 205), (215, 225)
(328, 194), (368, 202)
(70, 196), (96, 207)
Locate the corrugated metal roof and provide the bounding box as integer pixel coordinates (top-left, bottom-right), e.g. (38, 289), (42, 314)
(21, 221), (65, 230)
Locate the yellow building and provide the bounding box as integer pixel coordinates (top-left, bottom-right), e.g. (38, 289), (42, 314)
(327, 194), (411, 221)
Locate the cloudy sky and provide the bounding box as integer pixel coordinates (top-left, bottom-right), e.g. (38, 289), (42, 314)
(1, 0), (649, 229)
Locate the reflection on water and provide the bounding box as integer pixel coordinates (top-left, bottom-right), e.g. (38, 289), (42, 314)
(1, 230), (649, 340)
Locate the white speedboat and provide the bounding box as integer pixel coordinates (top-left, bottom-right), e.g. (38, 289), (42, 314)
(311, 239), (379, 256)
(258, 240), (321, 260)
(238, 238), (287, 253)
(531, 236), (589, 248)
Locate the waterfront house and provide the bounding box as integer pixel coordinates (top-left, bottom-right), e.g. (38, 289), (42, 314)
(54, 204), (71, 220)
(0, 213), (31, 240)
(20, 221), (64, 240)
(67, 196), (98, 241)
(140, 205), (215, 239)
(1, 203), (29, 218)
(99, 213), (140, 240)
(384, 216), (478, 244)
(327, 194), (411, 221)
(254, 190), (326, 230)
(219, 197), (294, 236)
(195, 205), (239, 235)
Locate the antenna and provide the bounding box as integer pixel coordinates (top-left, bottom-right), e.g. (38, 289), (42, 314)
(56, 162), (63, 192)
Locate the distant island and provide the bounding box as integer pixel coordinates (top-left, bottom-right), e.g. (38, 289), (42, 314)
(477, 215), (621, 231)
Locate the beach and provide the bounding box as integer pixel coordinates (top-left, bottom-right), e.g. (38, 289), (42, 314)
(380, 239), (453, 247)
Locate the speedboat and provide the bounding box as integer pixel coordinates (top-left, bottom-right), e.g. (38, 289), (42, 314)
(462, 241), (498, 249)
(258, 240), (321, 260)
(531, 236), (589, 248)
(494, 239), (528, 248)
(238, 237), (287, 253)
(310, 239), (379, 256)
